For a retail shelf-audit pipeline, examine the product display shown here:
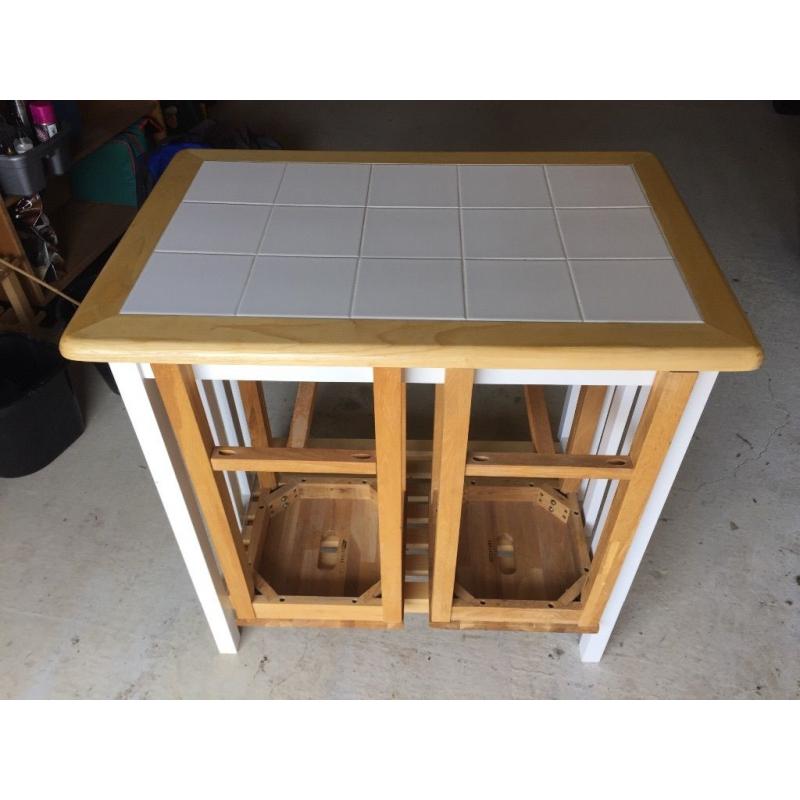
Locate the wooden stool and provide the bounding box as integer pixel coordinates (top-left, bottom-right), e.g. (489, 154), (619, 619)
(428, 371), (696, 649)
(150, 367), (405, 628)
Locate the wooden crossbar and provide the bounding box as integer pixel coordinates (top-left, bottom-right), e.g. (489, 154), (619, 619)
(464, 452), (633, 479)
(210, 446), (377, 475)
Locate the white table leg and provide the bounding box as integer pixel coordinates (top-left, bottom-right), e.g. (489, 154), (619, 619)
(111, 362), (240, 654)
(579, 371), (718, 662)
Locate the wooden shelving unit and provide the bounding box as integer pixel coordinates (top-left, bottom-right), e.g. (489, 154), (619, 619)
(0, 100), (161, 330)
(49, 200), (137, 291)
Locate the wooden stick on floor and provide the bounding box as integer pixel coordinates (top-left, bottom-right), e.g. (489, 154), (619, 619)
(429, 369), (474, 624)
(561, 385), (607, 493)
(579, 371), (696, 628)
(239, 381), (277, 490)
(153, 364), (254, 618)
(287, 382), (317, 448)
(373, 368), (406, 624)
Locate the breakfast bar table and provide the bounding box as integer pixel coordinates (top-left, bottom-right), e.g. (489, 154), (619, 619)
(60, 149), (761, 661)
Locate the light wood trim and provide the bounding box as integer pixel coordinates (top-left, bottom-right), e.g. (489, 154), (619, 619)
(286, 382), (317, 448)
(429, 369), (474, 623)
(373, 368), (405, 624)
(210, 446), (377, 475)
(238, 381), (277, 490)
(464, 452), (632, 479)
(450, 602), (583, 626)
(431, 619), (598, 633)
(239, 617), (400, 630)
(524, 386), (555, 454)
(579, 371), (697, 627)
(59, 150), (762, 372)
(252, 596), (385, 622)
(152, 364), (254, 618)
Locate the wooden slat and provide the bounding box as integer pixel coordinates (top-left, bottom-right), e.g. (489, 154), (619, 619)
(252, 596), (385, 622)
(566, 492), (591, 572)
(210, 446), (377, 475)
(450, 602), (583, 625)
(429, 368), (474, 623)
(246, 496), (270, 568)
(464, 452), (632, 479)
(286, 382), (317, 448)
(562, 385), (607, 492)
(580, 371), (697, 627)
(373, 368), (405, 624)
(524, 386), (555, 454)
(238, 381), (277, 490)
(152, 364), (254, 618)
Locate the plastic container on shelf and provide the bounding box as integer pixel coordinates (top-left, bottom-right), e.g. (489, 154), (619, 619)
(0, 124), (71, 196)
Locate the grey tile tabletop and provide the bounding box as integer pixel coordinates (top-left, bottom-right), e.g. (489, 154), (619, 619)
(122, 161), (701, 323)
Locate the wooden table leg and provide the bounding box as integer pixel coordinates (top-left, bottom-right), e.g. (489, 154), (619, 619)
(153, 364), (254, 619)
(579, 372), (697, 632)
(111, 363), (240, 654)
(579, 372), (717, 661)
(429, 369), (474, 624)
(373, 368), (405, 624)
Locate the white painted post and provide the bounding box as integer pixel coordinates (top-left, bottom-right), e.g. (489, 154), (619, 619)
(111, 363), (240, 654)
(579, 372), (718, 662)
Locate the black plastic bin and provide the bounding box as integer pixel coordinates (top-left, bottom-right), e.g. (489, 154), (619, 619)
(0, 333), (84, 477)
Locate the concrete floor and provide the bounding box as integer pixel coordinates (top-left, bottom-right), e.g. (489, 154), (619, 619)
(1, 101), (798, 698)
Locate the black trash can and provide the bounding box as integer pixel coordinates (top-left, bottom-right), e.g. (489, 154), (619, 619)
(0, 333), (84, 477)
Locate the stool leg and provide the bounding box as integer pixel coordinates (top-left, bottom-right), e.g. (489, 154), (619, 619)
(287, 382), (317, 448)
(373, 368), (406, 624)
(239, 381), (277, 491)
(429, 369), (474, 624)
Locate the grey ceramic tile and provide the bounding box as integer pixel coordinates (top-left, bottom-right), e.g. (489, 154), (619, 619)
(367, 164), (458, 207)
(237, 256), (357, 317)
(352, 258), (464, 319)
(459, 164), (551, 207)
(259, 205), (365, 256)
(546, 165), (648, 207)
(571, 259), (701, 322)
(274, 163), (370, 205)
(465, 259), (581, 321)
(362, 208), (461, 258)
(155, 202), (269, 254)
(184, 161), (285, 204)
(557, 207), (671, 259)
(123, 253), (253, 315)
(461, 208), (564, 259)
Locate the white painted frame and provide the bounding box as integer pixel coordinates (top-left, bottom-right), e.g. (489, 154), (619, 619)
(113, 361), (715, 661)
